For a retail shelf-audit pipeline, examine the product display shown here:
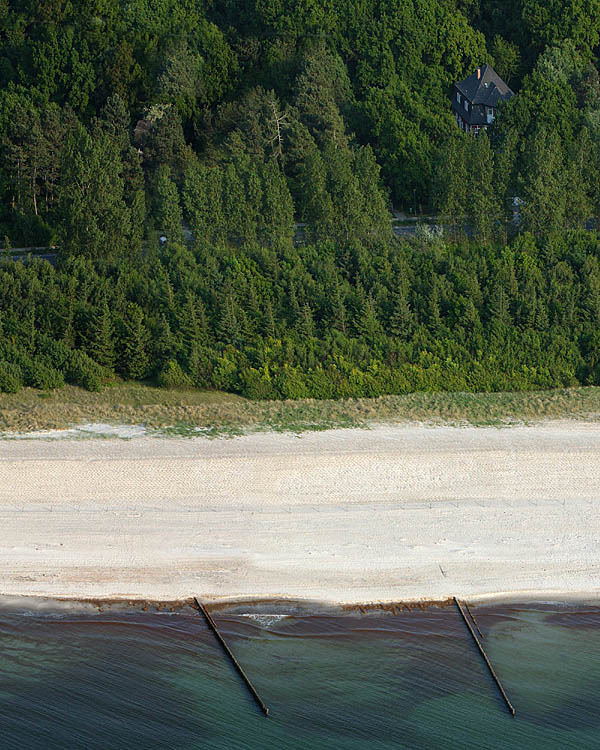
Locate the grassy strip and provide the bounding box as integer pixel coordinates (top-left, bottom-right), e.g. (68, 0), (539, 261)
(1, 382), (600, 436)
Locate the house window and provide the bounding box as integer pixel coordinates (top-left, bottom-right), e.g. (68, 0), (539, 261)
(457, 91), (461, 103)
(464, 99), (469, 111)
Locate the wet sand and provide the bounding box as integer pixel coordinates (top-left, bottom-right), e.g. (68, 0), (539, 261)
(1, 422), (599, 604)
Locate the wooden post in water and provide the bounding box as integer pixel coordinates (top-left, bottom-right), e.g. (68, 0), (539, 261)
(454, 597), (516, 717)
(464, 600), (484, 639)
(192, 597), (270, 717)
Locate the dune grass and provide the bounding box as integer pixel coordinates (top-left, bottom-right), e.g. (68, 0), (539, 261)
(1, 381), (600, 436)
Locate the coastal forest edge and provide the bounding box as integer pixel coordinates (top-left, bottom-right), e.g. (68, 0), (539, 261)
(1, 0), (600, 400)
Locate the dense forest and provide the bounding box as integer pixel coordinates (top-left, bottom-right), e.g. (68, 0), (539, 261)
(1, 0), (600, 398)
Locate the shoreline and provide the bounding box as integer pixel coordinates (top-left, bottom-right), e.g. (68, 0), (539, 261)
(2, 422), (599, 607)
(3, 588), (600, 613)
(2, 591), (600, 618)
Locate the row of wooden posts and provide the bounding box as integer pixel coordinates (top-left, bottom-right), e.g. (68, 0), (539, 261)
(192, 595), (516, 719)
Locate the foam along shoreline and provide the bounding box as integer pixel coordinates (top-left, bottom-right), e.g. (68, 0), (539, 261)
(1, 422), (599, 604)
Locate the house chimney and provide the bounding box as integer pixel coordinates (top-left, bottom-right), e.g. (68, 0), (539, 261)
(477, 67), (481, 79)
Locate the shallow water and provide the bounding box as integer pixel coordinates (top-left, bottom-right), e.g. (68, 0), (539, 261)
(1, 603), (599, 749)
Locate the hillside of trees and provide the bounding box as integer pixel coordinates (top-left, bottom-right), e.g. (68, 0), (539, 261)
(1, 1), (600, 398)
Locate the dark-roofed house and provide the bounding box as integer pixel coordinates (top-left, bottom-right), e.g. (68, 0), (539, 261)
(451, 64), (514, 135)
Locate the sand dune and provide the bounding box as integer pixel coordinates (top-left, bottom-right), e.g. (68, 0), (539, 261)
(1, 423), (599, 604)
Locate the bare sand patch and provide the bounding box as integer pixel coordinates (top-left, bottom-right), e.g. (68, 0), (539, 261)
(1, 422), (599, 605)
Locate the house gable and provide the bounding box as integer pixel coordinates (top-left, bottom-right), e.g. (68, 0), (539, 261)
(451, 64), (514, 133)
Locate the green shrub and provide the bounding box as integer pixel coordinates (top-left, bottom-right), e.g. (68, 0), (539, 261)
(0, 360), (24, 393)
(12, 213), (56, 247)
(157, 360), (193, 388)
(240, 366), (277, 399)
(23, 358), (64, 390)
(37, 334), (106, 391)
(36, 334), (105, 391)
(210, 355), (239, 391)
(67, 350), (104, 391)
(36, 335), (71, 369)
(275, 364), (310, 399)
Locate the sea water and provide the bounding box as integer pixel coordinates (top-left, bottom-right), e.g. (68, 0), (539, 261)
(1, 603), (599, 749)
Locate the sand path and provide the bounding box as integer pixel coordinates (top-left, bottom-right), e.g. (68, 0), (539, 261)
(1, 423), (599, 604)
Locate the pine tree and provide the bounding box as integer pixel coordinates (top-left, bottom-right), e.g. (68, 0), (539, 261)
(155, 265), (175, 313)
(86, 299), (115, 369)
(288, 283), (301, 325)
(493, 128), (519, 231)
(582, 256), (600, 326)
(468, 131), (499, 243)
(129, 188), (146, 252)
(389, 285), (414, 340)
(428, 281), (443, 334)
(355, 293), (382, 343)
(353, 145), (390, 240)
(331, 282), (347, 334)
(260, 160), (294, 246)
(325, 141), (364, 244)
(520, 127), (566, 238)
(433, 135), (468, 236)
(207, 166), (226, 243)
(218, 294), (241, 346)
(62, 296), (75, 348)
(119, 303), (150, 379)
(590, 140), (600, 227)
(187, 340), (201, 384)
(197, 299), (209, 345)
(297, 303), (314, 339)
(489, 283), (511, 333)
(462, 298), (482, 338)
(98, 94), (130, 152)
(297, 148), (335, 242)
(295, 42), (351, 146)
(262, 297), (276, 338)
(155, 313), (175, 368)
(24, 305), (36, 353)
(243, 163), (262, 243)
(154, 164), (183, 242)
(222, 162), (245, 243)
(183, 164), (225, 244)
(535, 297), (549, 332)
(57, 123), (131, 258)
(176, 292), (198, 349)
(564, 127), (592, 229)
(182, 163), (208, 239)
(245, 280), (262, 333)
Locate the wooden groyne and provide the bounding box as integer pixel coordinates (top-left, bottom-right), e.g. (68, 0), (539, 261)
(193, 597), (270, 717)
(464, 600), (484, 639)
(454, 597), (516, 716)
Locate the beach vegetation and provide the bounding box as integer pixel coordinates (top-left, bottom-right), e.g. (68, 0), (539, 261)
(2, 381), (600, 435)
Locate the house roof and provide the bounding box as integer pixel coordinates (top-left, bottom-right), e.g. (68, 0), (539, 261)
(455, 64), (514, 107)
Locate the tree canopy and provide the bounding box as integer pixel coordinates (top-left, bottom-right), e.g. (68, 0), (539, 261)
(1, 1), (600, 399)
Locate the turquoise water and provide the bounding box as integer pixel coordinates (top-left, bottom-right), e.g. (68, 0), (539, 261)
(1, 604), (599, 749)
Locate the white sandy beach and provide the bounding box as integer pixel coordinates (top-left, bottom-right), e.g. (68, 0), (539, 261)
(0, 422), (599, 605)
